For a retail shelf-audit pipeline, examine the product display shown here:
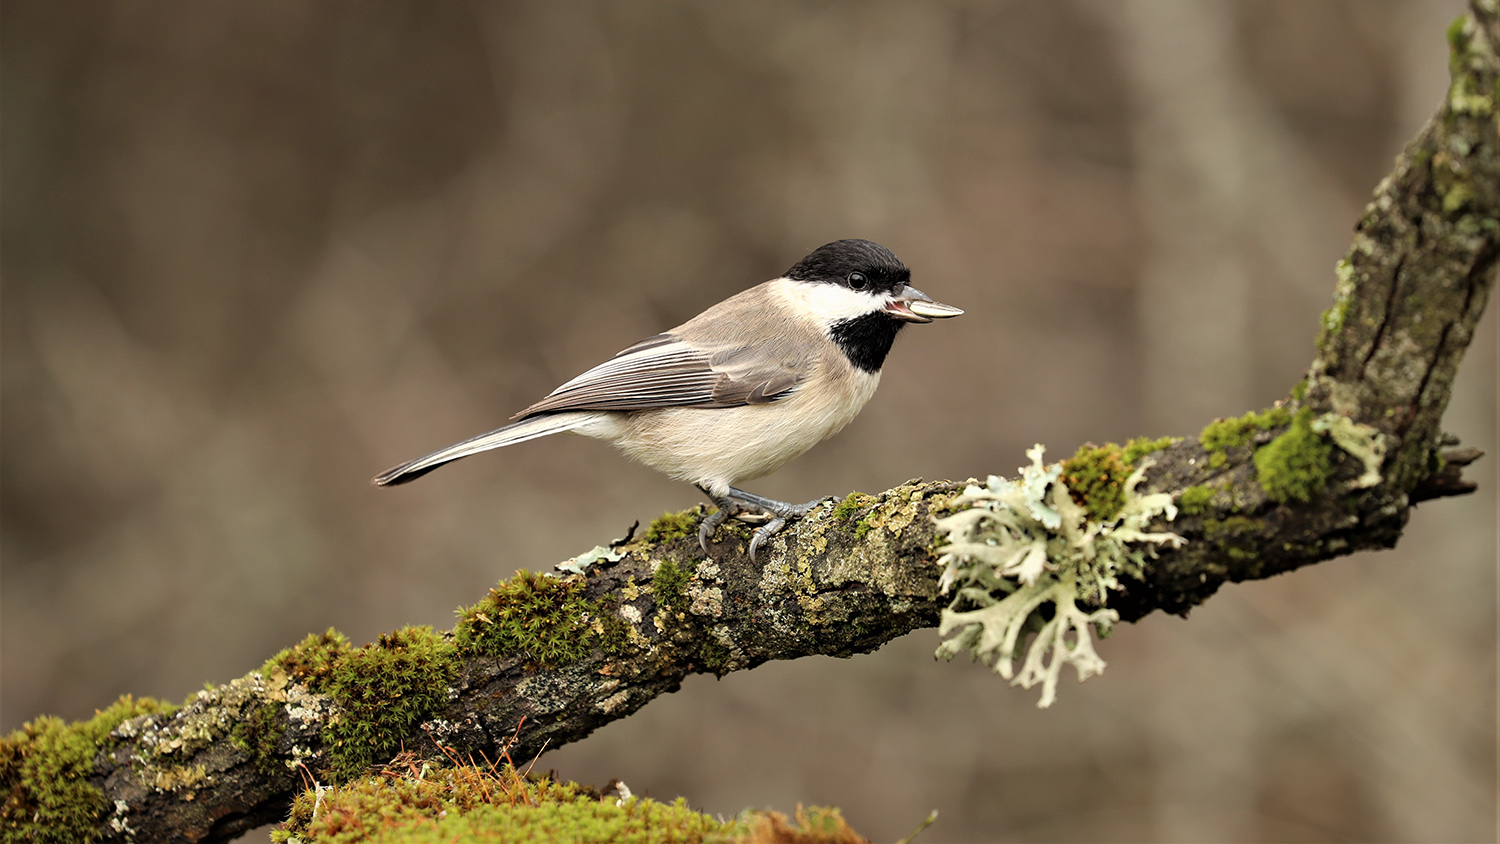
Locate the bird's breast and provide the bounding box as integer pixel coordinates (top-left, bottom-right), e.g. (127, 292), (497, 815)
(610, 361), (880, 493)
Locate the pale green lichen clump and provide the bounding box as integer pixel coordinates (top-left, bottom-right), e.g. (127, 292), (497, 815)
(933, 445), (1184, 708)
(1309, 413), (1387, 489)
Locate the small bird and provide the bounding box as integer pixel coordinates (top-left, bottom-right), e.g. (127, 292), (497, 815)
(373, 239), (962, 558)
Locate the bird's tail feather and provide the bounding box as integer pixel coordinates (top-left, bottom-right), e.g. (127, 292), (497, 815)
(372, 412), (597, 486)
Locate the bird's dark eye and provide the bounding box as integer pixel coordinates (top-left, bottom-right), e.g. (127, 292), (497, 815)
(847, 272), (868, 290)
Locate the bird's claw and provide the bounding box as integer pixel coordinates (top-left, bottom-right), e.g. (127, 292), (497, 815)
(748, 517), (787, 561)
(698, 506), (730, 555)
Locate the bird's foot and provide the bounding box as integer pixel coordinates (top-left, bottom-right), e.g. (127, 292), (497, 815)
(696, 486), (831, 560)
(696, 502), (733, 554)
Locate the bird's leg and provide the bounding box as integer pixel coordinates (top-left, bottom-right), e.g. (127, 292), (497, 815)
(726, 488), (827, 518)
(696, 486), (831, 559)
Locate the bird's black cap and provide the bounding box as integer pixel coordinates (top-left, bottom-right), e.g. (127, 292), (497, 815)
(786, 240), (916, 374)
(785, 239), (910, 295)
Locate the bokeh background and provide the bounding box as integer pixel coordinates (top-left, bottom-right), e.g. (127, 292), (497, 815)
(3, 1), (1495, 841)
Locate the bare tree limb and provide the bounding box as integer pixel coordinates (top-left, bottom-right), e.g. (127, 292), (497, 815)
(1412, 445), (1485, 501)
(4, 4), (1496, 843)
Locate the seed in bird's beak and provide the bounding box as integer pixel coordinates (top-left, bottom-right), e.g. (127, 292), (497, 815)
(885, 287), (964, 323)
(907, 300), (964, 320)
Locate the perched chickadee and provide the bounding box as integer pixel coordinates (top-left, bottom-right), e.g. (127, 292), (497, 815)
(373, 238), (962, 558)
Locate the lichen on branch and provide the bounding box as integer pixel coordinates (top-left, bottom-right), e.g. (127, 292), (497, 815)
(934, 446), (1184, 707)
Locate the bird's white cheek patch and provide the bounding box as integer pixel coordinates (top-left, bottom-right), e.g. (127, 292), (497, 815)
(767, 278), (889, 324)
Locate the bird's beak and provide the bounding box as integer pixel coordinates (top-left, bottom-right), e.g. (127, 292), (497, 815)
(884, 286), (964, 323)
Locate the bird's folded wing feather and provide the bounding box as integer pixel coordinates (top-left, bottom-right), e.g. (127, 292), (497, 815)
(513, 333), (805, 419)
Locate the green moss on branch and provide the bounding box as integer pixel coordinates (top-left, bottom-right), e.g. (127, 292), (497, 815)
(271, 758), (870, 844)
(1, 695), (176, 844)
(643, 509), (700, 544)
(1059, 436), (1180, 523)
(320, 627), (459, 783)
(1254, 408), (1336, 504)
(1176, 484), (1218, 515)
(1199, 406), (1293, 454)
(456, 570), (626, 666)
(651, 560), (690, 617)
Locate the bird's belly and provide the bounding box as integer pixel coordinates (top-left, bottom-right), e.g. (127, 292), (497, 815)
(611, 371), (880, 495)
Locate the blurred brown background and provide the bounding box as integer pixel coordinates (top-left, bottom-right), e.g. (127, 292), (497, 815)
(3, 2), (1494, 841)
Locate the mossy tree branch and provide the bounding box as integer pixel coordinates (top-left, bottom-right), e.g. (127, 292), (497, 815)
(4, 5), (1496, 843)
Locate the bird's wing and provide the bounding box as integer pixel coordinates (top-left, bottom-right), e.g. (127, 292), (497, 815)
(513, 332), (806, 419)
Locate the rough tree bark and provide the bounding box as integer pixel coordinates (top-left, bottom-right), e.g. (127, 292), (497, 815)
(5, 4), (1496, 843)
